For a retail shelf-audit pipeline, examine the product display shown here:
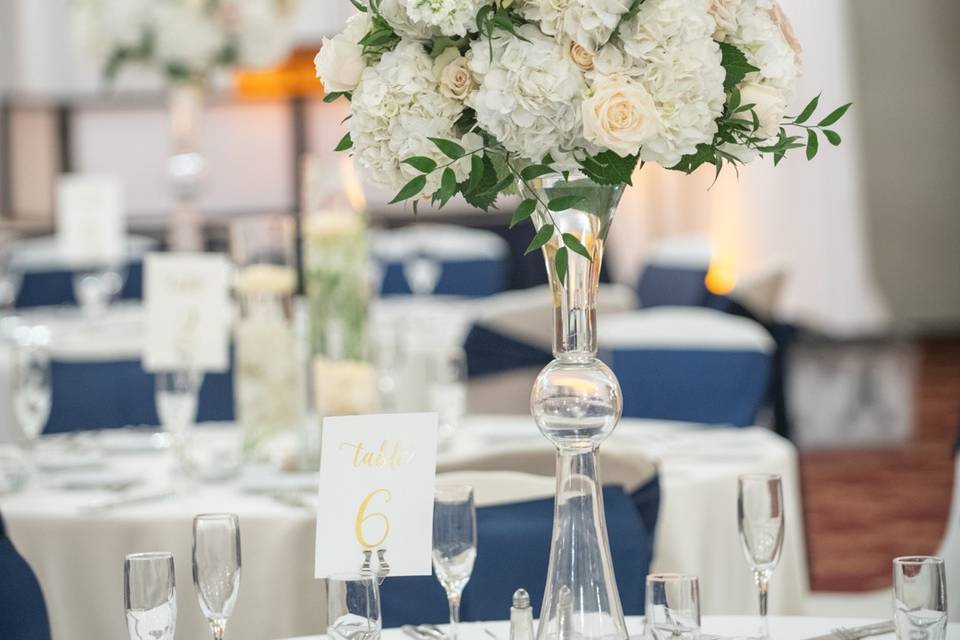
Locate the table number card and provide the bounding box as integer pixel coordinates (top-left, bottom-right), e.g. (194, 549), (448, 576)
(143, 253), (232, 372)
(56, 174), (125, 265)
(315, 413), (439, 578)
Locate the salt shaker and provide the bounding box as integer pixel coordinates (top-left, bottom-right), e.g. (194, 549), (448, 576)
(510, 589), (534, 640)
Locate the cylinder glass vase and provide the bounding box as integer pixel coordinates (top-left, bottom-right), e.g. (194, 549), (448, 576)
(524, 173), (628, 640)
(168, 82), (207, 252)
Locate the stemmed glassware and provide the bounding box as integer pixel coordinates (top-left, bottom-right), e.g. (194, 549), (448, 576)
(737, 474), (785, 640)
(645, 574), (701, 640)
(893, 556), (948, 640)
(155, 369), (203, 477)
(432, 485), (477, 640)
(193, 514), (242, 640)
(11, 325), (52, 447)
(124, 552), (177, 640)
(328, 574), (382, 640)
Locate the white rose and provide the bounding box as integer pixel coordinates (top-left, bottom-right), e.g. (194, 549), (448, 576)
(740, 81), (787, 138)
(565, 40), (595, 72)
(314, 13), (371, 93)
(582, 76), (661, 157)
(433, 48), (475, 100)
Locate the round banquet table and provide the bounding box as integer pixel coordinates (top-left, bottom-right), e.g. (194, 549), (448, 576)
(0, 417), (807, 640)
(280, 616), (960, 640)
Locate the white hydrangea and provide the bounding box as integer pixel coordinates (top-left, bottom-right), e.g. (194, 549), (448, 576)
(468, 25), (587, 165)
(350, 42), (479, 194)
(226, 0), (299, 68)
(379, 0), (440, 39)
(517, 0), (631, 53)
(401, 0), (491, 37)
(150, 2), (226, 74)
(724, 0), (802, 97)
(613, 0), (726, 166)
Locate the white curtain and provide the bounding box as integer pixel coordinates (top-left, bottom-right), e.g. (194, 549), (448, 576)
(607, 0), (890, 337)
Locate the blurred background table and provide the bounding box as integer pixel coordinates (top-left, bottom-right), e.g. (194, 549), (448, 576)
(0, 418), (806, 640)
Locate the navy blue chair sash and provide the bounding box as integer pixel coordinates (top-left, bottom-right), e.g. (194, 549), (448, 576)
(637, 266), (709, 309)
(0, 512), (51, 640)
(380, 480), (659, 627)
(380, 260), (507, 298)
(463, 325), (552, 378)
(15, 262), (144, 309)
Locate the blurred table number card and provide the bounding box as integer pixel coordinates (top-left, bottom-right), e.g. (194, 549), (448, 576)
(56, 174), (125, 264)
(143, 253), (232, 372)
(315, 413), (439, 578)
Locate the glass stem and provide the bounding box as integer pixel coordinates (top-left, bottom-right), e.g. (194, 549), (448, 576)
(755, 570), (770, 638)
(447, 592), (461, 640)
(210, 619), (226, 640)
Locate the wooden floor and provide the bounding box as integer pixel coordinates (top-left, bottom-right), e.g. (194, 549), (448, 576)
(800, 338), (959, 591)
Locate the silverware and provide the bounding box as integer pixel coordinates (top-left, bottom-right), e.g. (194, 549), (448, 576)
(805, 620), (896, 640)
(402, 625), (429, 640)
(417, 624), (448, 640)
(483, 628), (500, 640)
(79, 490), (175, 514)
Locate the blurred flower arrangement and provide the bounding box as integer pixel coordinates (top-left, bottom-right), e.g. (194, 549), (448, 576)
(74, 0), (300, 83)
(316, 0), (850, 275)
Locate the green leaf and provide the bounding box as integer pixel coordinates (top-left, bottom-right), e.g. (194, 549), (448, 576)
(719, 43), (760, 93)
(520, 164), (555, 181)
(817, 103), (852, 128)
(794, 94), (821, 125)
(437, 168), (458, 206)
(429, 137), (465, 160)
(554, 247), (569, 284)
(548, 195), (586, 212)
(577, 150), (640, 186)
(524, 224), (555, 255)
(324, 91), (350, 104)
(389, 175), (427, 204)
(334, 132), (353, 152)
(510, 199), (538, 228)
(562, 233), (592, 262)
(430, 36), (465, 58)
(823, 129), (842, 146)
(461, 155), (501, 210)
(402, 156), (437, 173)
(350, 0), (368, 12)
(806, 129), (819, 161)
(467, 154), (485, 193)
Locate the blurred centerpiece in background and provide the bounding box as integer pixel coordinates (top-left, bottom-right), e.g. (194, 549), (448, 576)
(71, 0), (300, 250)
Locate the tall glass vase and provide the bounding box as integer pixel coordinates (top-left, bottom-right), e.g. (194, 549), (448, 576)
(168, 82), (207, 252)
(525, 173), (628, 640)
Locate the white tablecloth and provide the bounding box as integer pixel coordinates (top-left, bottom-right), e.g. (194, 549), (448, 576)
(0, 418), (806, 640)
(281, 616), (960, 640)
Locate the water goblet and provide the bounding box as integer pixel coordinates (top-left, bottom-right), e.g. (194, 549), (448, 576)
(737, 474), (785, 640)
(327, 573), (382, 640)
(155, 369), (203, 476)
(193, 514), (242, 640)
(893, 556), (948, 640)
(433, 485), (477, 640)
(11, 326), (52, 445)
(645, 574), (701, 640)
(124, 552), (177, 640)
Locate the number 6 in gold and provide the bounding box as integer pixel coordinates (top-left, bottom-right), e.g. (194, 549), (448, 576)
(355, 488), (392, 549)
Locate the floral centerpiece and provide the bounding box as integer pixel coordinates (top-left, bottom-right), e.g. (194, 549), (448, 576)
(315, 2), (849, 639)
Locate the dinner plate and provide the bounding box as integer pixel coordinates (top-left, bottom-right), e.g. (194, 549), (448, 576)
(53, 470), (142, 492)
(95, 429), (169, 454)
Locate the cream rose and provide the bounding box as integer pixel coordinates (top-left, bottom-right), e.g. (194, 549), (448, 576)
(740, 81), (787, 138)
(565, 40), (595, 72)
(582, 76), (661, 157)
(709, 0), (741, 39)
(314, 13), (370, 93)
(433, 48), (475, 101)
(769, 2), (802, 62)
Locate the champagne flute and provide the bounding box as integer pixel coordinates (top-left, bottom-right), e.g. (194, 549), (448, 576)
(738, 474), (785, 640)
(193, 514), (242, 640)
(155, 369), (203, 475)
(124, 552), (177, 640)
(433, 485), (477, 640)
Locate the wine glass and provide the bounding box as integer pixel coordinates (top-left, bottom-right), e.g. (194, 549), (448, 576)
(327, 573), (382, 640)
(645, 574), (701, 640)
(433, 485), (477, 640)
(426, 345), (467, 444)
(737, 474), (785, 640)
(893, 556), (948, 640)
(72, 267), (125, 319)
(124, 552), (177, 640)
(193, 514), (242, 640)
(11, 327), (52, 445)
(155, 369), (203, 474)
(403, 254), (442, 296)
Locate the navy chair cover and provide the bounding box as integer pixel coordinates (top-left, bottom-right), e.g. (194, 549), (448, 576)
(44, 358), (234, 434)
(463, 325), (552, 378)
(0, 512), (51, 640)
(380, 259), (507, 297)
(15, 262), (145, 309)
(380, 481), (659, 627)
(603, 348), (772, 427)
(637, 265), (710, 309)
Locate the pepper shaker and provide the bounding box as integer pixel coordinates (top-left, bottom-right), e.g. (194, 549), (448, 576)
(510, 589), (534, 640)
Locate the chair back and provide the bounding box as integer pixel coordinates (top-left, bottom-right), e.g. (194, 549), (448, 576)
(600, 307), (774, 426)
(372, 225), (509, 297)
(636, 235), (711, 308)
(0, 512), (51, 640)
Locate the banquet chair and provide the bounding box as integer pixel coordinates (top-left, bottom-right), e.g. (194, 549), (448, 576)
(372, 224), (509, 297)
(0, 511), (51, 640)
(464, 284), (638, 415)
(379, 461), (659, 627)
(939, 427), (960, 622)
(636, 235), (711, 309)
(599, 307), (774, 426)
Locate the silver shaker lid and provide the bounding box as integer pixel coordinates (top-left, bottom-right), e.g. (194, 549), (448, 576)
(512, 588), (531, 609)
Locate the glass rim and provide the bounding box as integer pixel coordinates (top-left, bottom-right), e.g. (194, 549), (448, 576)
(194, 512), (239, 522)
(327, 572), (380, 584)
(893, 555), (944, 566)
(125, 551), (174, 562)
(435, 484), (474, 502)
(646, 573), (700, 584)
(738, 473), (782, 482)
